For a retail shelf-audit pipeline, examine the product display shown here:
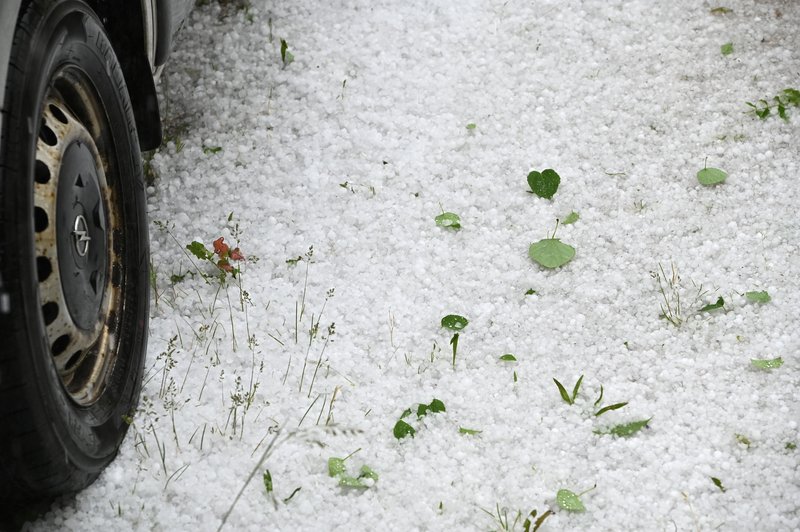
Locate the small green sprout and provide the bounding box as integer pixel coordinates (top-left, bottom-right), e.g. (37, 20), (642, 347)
(710, 7), (733, 14)
(553, 375), (583, 405)
(280, 38), (294, 66)
(593, 385), (604, 407)
(525, 288), (537, 295)
(529, 221), (576, 269)
(459, 427), (482, 435)
(595, 418), (652, 437)
(699, 296), (725, 312)
(263, 470), (273, 493)
(786, 442), (797, 450)
(393, 398), (447, 439)
(442, 315), (468, 368)
(327, 452), (378, 488)
(594, 402), (628, 417)
(745, 290), (771, 303)
(466, 123), (477, 130)
(720, 42), (733, 55)
(711, 477), (726, 492)
(435, 212), (462, 230)
(202, 145), (223, 155)
(527, 168), (561, 199)
(746, 88), (800, 120)
(556, 485), (595, 512)
(750, 357), (783, 370)
(735, 433), (751, 447)
(499, 354), (517, 362)
(523, 508), (553, 531)
(562, 211), (580, 225)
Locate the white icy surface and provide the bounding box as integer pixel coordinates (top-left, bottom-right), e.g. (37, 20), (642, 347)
(31, 1), (799, 531)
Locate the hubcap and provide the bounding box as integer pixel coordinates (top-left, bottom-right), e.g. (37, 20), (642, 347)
(33, 75), (123, 406)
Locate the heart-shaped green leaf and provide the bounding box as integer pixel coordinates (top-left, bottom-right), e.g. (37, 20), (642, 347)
(527, 169), (561, 199)
(529, 239), (575, 268)
(556, 489), (585, 512)
(697, 167), (727, 185)
(393, 420), (416, 439)
(441, 314), (468, 330)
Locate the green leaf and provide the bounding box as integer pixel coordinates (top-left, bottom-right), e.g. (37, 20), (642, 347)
(553, 378), (572, 405)
(711, 477), (726, 492)
(466, 123), (477, 130)
(338, 475), (367, 488)
(459, 427), (482, 435)
(783, 88), (800, 106)
(416, 403), (430, 418)
(593, 384), (604, 407)
(697, 167), (728, 185)
(527, 169), (561, 199)
(735, 433), (751, 447)
(745, 290), (771, 303)
(263, 470), (273, 493)
(525, 288), (537, 295)
(358, 465), (379, 481)
(187, 241), (212, 261)
(393, 420), (416, 439)
(786, 442), (797, 450)
(594, 402), (628, 417)
(720, 42), (733, 55)
(562, 211), (580, 225)
(750, 357), (783, 370)
(203, 145), (223, 155)
(606, 418), (651, 437)
(499, 354), (517, 361)
(428, 398), (446, 413)
(441, 314), (468, 331)
(529, 238), (576, 268)
(328, 457), (346, 477)
(571, 375), (583, 402)
(400, 408), (413, 419)
(710, 7), (733, 14)
(699, 296), (725, 312)
(556, 489), (585, 512)
(280, 39), (294, 65)
(435, 212), (462, 230)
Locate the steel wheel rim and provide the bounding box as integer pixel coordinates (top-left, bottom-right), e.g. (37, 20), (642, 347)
(33, 66), (124, 406)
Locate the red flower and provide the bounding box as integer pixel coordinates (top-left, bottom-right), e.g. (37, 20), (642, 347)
(230, 247), (245, 261)
(217, 259), (233, 273)
(213, 237), (230, 257)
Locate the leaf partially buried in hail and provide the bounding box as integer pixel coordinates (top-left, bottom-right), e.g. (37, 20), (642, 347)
(529, 239), (575, 268)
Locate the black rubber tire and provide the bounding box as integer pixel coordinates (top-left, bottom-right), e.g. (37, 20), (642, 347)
(0, 0), (149, 511)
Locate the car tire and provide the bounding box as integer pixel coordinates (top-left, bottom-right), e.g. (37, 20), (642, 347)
(0, 0), (149, 506)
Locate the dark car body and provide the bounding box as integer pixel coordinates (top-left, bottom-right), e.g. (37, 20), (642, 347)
(0, 0), (193, 152)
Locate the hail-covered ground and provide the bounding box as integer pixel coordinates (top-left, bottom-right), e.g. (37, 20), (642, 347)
(31, 1), (799, 530)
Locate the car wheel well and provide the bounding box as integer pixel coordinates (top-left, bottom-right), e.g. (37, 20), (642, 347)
(86, 1), (163, 151)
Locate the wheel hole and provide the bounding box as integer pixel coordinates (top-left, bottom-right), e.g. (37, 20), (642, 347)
(49, 104), (69, 124)
(39, 121), (57, 146)
(42, 302), (58, 325)
(51, 334), (70, 356)
(65, 351), (83, 371)
(34, 206), (48, 232)
(35, 160), (51, 184)
(37, 256), (52, 281)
